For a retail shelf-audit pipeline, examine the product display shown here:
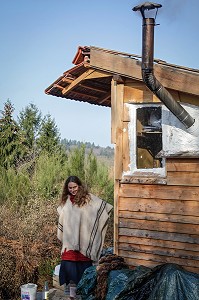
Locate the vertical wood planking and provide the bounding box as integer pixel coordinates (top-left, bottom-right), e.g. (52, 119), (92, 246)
(114, 180), (119, 255)
(112, 76), (124, 255)
(111, 78), (117, 144)
(114, 80), (124, 180)
(123, 121), (130, 173)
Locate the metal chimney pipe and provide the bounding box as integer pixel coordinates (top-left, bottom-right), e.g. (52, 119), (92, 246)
(141, 17), (195, 129)
(133, 2), (197, 133)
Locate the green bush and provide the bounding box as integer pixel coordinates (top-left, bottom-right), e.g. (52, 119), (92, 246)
(90, 163), (114, 205)
(0, 166), (31, 206)
(32, 152), (67, 199)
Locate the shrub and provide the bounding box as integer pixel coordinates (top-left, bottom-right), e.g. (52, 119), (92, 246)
(32, 152), (67, 199)
(0, 166), (31, 206)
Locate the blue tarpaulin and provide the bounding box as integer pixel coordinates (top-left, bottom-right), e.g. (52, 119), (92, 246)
(77, 263), (199, 300)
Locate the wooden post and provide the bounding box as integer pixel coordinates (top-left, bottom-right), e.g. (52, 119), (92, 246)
(111, 75), (124, 255)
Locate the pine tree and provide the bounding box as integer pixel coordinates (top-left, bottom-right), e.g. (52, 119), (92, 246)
(85, 149), (98, 188)
(37, 114), (61, 154)
(66, 144), (86, 180)
(0, 100), (24, 168)
(17, 103), (42, 155)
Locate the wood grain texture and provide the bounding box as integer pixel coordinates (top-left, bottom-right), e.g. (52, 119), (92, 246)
(90, 47), (199, 96)
(122, 255), (199, 274)
(119, 211), (199, 225)
(119, 235), (199, 252)
(119, 217), (199, 235)
(119, 249), (198, 268)
(119, 227), (199, 244)
(119, 184), (199, 201)
(119, 197), (199, 216)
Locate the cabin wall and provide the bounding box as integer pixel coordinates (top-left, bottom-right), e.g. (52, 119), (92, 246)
(112, 79), (199, 274)
(117, 159), (199, 274)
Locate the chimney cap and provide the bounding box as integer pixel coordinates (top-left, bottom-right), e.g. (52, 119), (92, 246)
(133, 2), (162, 12)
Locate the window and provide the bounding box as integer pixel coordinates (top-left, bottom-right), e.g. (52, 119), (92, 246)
(136, 106), (163, 169)
(126, 103), (165, 177)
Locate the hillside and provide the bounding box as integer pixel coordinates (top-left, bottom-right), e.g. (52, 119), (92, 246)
(61, 139), (114, 167)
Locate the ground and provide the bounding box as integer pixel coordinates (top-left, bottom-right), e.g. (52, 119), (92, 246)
(37, 288), (70, 300)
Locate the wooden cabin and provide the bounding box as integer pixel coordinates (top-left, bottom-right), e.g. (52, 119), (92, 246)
(45, 45), (199, 274)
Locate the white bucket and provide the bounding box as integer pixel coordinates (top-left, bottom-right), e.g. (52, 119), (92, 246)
(21, 283), (37, 300)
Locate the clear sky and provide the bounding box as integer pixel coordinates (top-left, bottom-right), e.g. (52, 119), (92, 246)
(0, 0), (198, 147)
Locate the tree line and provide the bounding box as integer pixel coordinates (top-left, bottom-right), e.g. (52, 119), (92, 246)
(0, 100), (114, 206)
(61, 139), (114, 159)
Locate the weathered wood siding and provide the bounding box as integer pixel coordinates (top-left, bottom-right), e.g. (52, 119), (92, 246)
(112, 80), (199, 273)
(117, 158), (199, 274)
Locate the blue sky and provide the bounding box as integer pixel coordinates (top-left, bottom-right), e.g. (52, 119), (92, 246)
(0, 0), (198, 147)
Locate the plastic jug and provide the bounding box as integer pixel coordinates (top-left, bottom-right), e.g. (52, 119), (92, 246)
(21, 283), (37, 300)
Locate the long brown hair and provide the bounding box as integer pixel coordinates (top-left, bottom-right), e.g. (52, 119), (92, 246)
(60, 176), (91, 207)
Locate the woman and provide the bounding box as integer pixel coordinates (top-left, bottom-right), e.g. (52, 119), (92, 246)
(57, 176), (113, 299)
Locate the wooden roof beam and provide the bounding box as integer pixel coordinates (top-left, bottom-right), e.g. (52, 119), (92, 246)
(89, 48), (199, 96)
(62, 69), (95, 95)
(79, 83), (107, 93)
(62, 77), (75, 84)
(54, 84), (64, 90)
(70, 90), (98, 100)
(98, 92), (111, 104)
